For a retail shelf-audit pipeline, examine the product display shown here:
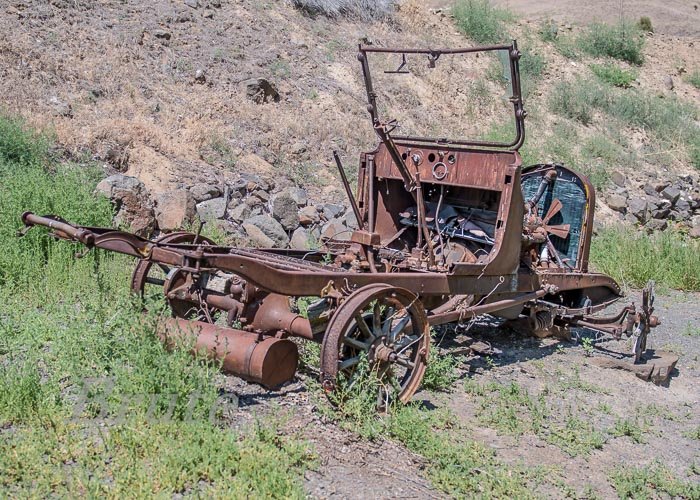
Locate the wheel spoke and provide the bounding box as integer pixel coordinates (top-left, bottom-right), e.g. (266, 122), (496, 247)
(157, 264), (171, 274)
(389, 315), (411, 342)
(381, 307), (395, 335)
(342, 336), (371, 351)
(338, 355), (361, 371)
(145, 276), (166, 286)
(354, 314), (374, 340)
(372, 302), (382, 334)
(394, 356), (415, 369)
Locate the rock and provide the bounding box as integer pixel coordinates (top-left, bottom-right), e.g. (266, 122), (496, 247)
(228, 177), (248, 197)
(184, 0), (199, 8)
(610, 171), (625, 188)
(242, 215), (289, 248)
(272, 192), (300, 230)
(95, 174), (155, 237)
(49, 96), (72, 117)
(155, 190), (196, 231)
(245, 196), (262, 208)
(289, 227), (311, 250)
(690, 226), (700, 239)
(238, 167), (273, 189)
(342, 209), (360, 230)
(646, 219), (668, 232)
(189, 183), (221, 202)
(627, 198), (649, 223)
(228, 202), (251, 223)
(321, 203), (346, 220)
(285, 187), (308, 207)
(643, 183), (658, 197)
(242, 77), (280, 104)
(153, 29), (171, 40)
(196, 197), (226, 222)
(661, 186), (681, 205)
(652, 181), (670, 193)
(298, 205), (320, 226)
(663, 75), (674, 90)
(675, 198), (691, 217)
(321, 220), (351, 242)
(651, 207), (670, 219)
(607, 194), (628, 214)
(251, 189), (271, 203)
(194, 68), (206, 84)
(289, 142), (307, 155)
(242, 223), (275, 248)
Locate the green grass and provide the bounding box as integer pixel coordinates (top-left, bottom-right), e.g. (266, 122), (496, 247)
(579, 21), (645, 65)
(453, 0), (513, 44)
(609, 462), (700, 499)
(591, 63), (637, 88)
(0, 114), (312, 496)
(590, 228), (700, 291)
(685, 69), (700, 89)
(422, 348), (460, 392)
(315, 357), (556, 497)
(549, 78), (700, 169)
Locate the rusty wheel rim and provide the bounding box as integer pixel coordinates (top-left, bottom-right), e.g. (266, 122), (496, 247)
(320, 284), (429, 408)
(130, 232), (215, 318)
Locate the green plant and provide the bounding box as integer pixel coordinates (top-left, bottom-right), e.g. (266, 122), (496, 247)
(590, 228), (700, 291)
(610, 418), (646, 443)
(581, 337), (594, 356)
(422, 349), (460, 392)
(637, 16), (653, 33)
(579, 21), (645, 65)
(685, 69), (700, 89)
(453, 0), (513, 44)
(591, 63), (637, 88)
(539, 19), (558, 42)
(0, 114), (313, 496)
(683, 425), (700, 440)
(549, 78), (610, 125)
(609, 462), (700, 499)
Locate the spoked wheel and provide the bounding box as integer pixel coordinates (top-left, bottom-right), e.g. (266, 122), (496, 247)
(320, 284), (430, 409)
(130, 232), (216, 319)
(632, 280), (655, 363)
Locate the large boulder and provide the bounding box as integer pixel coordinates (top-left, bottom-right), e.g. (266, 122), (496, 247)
(196, 197), (227, 222)
(272, 192), (300, 230)
(627, 198), (649, 224)
(298, 205), (320, 226)
(289, 227), (311, 250)
(154, 190), (196, 231)
(321, 220), (351, 242)
(95, 174), (156, 237)
(606, 194), (628, 214)
(242, 214), (289, 248)
(189, 183), (221, 202)
(241, 223), (275, 248)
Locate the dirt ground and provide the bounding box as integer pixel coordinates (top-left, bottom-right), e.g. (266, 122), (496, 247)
(225, 289), (700, 498)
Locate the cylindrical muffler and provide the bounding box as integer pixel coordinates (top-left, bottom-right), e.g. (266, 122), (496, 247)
(159, 318), (298, 388)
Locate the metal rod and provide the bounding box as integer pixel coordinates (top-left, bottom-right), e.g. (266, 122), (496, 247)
(333, 151), (363, 230)
(427, 290), (546, 326)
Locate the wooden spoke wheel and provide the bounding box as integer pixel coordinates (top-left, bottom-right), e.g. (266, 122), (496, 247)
(130, 232), (216, 320)
(320, 284), (430, 408)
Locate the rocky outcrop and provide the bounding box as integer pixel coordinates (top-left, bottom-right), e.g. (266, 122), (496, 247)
(95, 174), (156, 237)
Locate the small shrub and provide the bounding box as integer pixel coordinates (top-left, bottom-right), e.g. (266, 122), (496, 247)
(291, 0), (395, 21)
(549, 78), (610, 125)
(637, 16), (653, 33)
(0, 114), (49, 166)
(453, 0), (513, 44)
(539, 19), (558, 42)
(590, 63), (637, 88)
(684, 69), (700, 89)
(554, 35), (580, 60)
(579, 22), (645, 65)
(422, 351), (460, 392)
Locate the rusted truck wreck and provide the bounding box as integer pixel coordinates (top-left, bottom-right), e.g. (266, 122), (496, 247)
(21, 42), (659, 404)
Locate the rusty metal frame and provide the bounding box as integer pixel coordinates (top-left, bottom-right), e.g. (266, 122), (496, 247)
(357, 42), (526, 150)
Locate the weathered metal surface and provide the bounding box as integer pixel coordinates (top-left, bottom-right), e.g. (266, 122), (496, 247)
(159, 318), (298, 388)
